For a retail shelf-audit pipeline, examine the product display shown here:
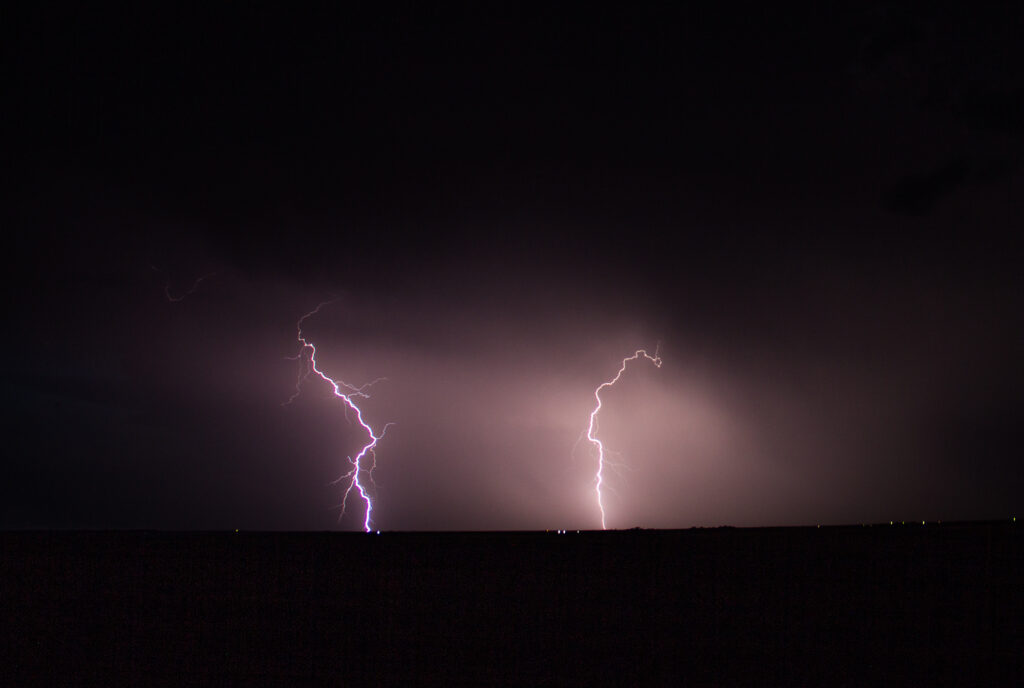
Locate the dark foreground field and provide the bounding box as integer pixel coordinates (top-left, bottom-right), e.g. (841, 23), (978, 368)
(2, 522), (1021, 686)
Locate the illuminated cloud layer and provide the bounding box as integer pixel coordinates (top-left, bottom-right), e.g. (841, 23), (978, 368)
(4, 5), (1022, 529)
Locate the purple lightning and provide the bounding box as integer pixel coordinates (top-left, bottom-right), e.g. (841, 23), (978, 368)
(586, 347), (662, 530)
(284, 301), (392, 532)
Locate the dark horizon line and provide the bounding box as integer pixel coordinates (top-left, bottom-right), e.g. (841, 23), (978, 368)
(3, 518), (1016, 535)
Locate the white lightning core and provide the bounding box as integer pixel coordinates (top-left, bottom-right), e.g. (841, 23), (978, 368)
(586, 347), (662, 530)
(284, 301), (392, 531)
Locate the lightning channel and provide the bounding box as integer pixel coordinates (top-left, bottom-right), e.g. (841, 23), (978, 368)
(586, 346), (662, 530)
(284, 301), (392, 532)
(160, 270), (217, 302)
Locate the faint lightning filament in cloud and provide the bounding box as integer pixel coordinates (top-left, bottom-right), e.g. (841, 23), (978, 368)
(587, 347), (662, 530)
(284, 301), (392, 532)
(158, 269), (217, 303)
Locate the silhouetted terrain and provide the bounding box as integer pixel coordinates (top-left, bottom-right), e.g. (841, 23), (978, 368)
(2, 523), (1020, 686)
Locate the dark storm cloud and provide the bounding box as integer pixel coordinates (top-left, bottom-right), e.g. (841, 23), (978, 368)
(7, 191), (1019, 530)
(956, 87), (1024, 134)
(4, 4), (1022, 529)
(882, 158), (970, 215)
(882, 156), (1021, 216)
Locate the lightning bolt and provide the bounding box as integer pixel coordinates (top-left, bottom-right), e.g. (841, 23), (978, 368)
(151, 266), (217, 303)
(587, 347), (662, 530)
(284, 301), (392, 532)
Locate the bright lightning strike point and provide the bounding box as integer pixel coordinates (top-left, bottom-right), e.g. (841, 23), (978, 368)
(586, 347), (662, 530)
(284, 301), (392, 532)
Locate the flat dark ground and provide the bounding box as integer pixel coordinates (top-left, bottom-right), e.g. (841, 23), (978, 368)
(2, 522), (1021, 686)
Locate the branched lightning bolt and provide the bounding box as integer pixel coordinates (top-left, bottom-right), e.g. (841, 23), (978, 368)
(284, 301), (392, 532)
(587, 347), (662, 530)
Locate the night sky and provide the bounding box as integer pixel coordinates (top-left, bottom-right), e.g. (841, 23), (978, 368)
(4, 4), (1022, 530)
